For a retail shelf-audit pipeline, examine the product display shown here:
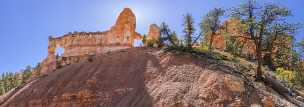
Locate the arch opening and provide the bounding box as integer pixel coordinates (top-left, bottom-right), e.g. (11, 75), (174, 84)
(133, 39), (143, 47)
(55, 47), (65, 56)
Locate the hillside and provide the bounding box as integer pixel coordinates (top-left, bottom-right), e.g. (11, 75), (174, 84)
(0, 48), (300, 107)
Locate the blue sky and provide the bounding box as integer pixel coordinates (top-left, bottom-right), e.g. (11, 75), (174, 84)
(0, 0), (303, 73)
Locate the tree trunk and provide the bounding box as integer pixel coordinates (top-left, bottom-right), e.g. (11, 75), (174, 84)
(264, 75), (304, 106)
(256, 44), (263, 81)
(187, 40), (192, 49)
(187, 33), (192, 50)
(263, 53), (274, 70)
(256, 20), (265, 81)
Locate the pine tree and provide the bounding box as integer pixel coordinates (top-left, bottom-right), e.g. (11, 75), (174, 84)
(159, 22), (178, 47)
(142, 34), (147, 45)
(231, 0), (294, 80)
(0, 65), (33, 95)
(183, 14), (195, 49)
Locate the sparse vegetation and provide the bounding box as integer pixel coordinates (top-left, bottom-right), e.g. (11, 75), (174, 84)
(159, 22), (179, 47)
(275, 67), (295, 86)
(230, 0), (299, 81)
(146, 38), (159, 48)
(290, 50), (304, 89)
(158, 0), (303, 90)
(194, 44), (209, 53)
(0, 65), (34, 95)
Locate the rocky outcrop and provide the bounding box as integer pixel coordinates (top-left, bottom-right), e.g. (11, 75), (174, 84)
(147, 24), (161, 41)
(1, 48), (297, 107)
(206, 18), (292, 60)
(205, 18), (256, 58)
(40, 8), (142, 74)
(144, 24), (161, 47)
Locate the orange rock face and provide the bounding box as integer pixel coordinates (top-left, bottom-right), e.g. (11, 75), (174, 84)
(147, 24), (161, 41)
(40, 8), (142, 74)
(2, 48), (297, 107)
(205, 33), (226, 51)
(1, 49), (263, 107)
(205, 18), (256, 58)
(207, 18), (291, 60)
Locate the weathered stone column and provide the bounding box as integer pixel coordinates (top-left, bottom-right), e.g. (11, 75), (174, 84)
(40, 36), (57, 74)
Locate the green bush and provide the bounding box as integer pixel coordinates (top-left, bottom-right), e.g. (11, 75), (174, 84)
(232, 56), (240, 63)
(0, 66), (33, 95)
(275, 67), (295, 86)
(194, 44), (209, 53)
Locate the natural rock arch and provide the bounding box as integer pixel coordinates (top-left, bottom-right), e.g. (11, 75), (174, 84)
(39, 8), (161, 74)
(40, 8), (142, 74)
(55, 46), (64, 56)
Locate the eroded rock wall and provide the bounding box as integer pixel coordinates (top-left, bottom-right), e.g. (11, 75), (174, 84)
(40, 8), (142, 74)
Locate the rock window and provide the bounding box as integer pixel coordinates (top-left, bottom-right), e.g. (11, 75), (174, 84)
(55, 47), (65, 56)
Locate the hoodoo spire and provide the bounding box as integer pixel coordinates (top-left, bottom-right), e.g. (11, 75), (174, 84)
(115, 7), (136, 30)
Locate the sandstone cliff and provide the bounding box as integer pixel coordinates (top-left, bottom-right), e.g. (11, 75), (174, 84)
(0, 48), (299, 107)
(40, 8), (142, 75)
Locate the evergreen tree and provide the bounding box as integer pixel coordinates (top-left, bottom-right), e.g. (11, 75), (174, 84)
(263, 22), (299, 70)
(231, 0), (294, 80)
(171, 32), (179, 45)
(0, 65), (34, 95)
(142, 34), (147, 45)
(159, 22), (177, 46)
(183, 14), (196, 49)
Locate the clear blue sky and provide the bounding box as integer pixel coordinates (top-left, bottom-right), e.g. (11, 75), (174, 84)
(0, 0), (303, 73)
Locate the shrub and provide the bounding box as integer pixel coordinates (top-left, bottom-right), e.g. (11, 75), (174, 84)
(232, 56), (240, 63)
(146, 39), (160, 48)
(0, 66), (33, 95)
(194, 44), (209, 53)
(275, 67), (295, 86)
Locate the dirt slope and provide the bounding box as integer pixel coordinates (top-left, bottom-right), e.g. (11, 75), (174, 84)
(0, 48), (297, 107)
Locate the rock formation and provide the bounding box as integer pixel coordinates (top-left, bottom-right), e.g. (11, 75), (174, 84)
(2, 7), (301, 107)
(205, 18), (256, 58)
(208, 18), (293, 61)
(0, 48), (297, 107)
(40, 8), (142, 74)
(147, 24), (161, 41)
(143, 24), (161, 47)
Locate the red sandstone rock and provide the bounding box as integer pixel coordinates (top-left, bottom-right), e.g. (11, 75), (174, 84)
(262, 97), (275, 107)
(1, 6), (299, 107)
(204, 18), (257, 58)
(147, 24), (161, 41)
(1, 48), (296, 107)
(207, 18), (290, 60)
(40, 8), (142, 74)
